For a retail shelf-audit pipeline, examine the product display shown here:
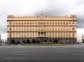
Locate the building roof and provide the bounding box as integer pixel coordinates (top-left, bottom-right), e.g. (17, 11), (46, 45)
(7, 15), (77, 21)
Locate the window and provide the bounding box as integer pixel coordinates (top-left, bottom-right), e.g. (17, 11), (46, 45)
(63, 22), (65, 25)
(9, 22), (11, 24)
(58, 22), (59, 24)
(10, 28), (11, 30)
(60, 22), (62, 25)
(66, 22), (68, 24)
(30, 22), (31, 25)
(55, 22), (57, 24)
(72, 28), (75, 31)
(27, 23), (29, 24)
(52, 22), (54, 24)
(72, 22), (75, 24)
(47, 22), (48, 24)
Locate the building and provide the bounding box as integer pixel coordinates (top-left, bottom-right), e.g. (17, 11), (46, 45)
(7, 15), (77, 44)
(82, 35), (84, 43)
(0, 35), (1, 42)
(0, 35), (1, 43)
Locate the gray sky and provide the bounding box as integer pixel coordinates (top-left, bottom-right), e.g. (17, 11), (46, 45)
(0, 0), (84, 34)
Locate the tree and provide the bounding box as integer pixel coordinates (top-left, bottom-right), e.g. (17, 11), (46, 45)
(49, 39), (53, 42)
(32, 39), (36, 43)
(26, 39), (31, 44)
(23, 40), (26, 44)
(53, 39), (59, 43)
(31, 38), (41, 44)
(16, 40), (20, 45)
(11, 39), (15, 44)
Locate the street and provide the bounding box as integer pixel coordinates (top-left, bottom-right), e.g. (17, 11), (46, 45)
(0, 44), (84, 62)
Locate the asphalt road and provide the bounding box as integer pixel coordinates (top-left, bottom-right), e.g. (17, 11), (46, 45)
(0, 44), (84, 62)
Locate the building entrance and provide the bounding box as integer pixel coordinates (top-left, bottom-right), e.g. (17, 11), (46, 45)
(38, 32), (46, 37)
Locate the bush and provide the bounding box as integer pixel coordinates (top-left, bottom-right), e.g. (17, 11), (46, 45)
(32, 39), (40, 43)
(26, 39), (31, 44)
(11, 39), (15, 44)
(16, 40), (20, 44)
(53, 39), (59, 43)
(23, 40), (26, 44)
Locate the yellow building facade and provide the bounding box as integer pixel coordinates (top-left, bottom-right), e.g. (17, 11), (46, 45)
(7, 15), (77, 44)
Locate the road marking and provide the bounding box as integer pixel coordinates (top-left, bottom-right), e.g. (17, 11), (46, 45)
(73, 54), (84, 55)
(12, 49), (25, 51)
(55, 51), (73, 52)
(4, 57), (25, 59)
(14, 51), (27, 52)
(11, 54), (28, 55)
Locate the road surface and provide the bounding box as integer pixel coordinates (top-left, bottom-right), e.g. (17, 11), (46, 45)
(0, 44), (84, 62)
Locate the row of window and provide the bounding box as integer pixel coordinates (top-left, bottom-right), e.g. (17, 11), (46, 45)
(8, 27), (75, 31)
(8, 21), (76, 25)
(10, 35), (75, 38)
(8, 32), (75, 38)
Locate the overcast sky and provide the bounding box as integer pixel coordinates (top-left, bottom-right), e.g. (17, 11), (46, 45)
(0, 0), (84, 39)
